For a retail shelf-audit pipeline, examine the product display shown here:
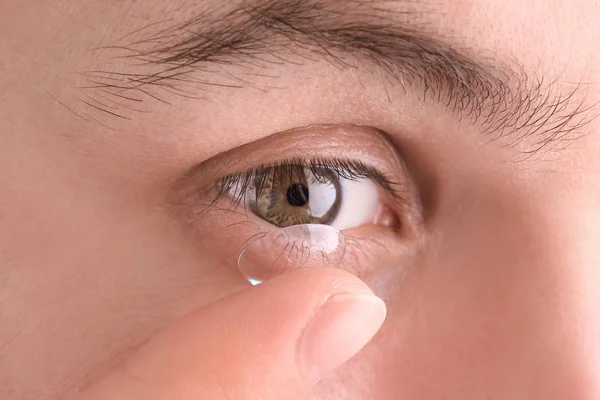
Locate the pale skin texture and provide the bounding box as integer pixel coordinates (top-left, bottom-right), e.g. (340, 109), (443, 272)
(2, 0), (600, 399)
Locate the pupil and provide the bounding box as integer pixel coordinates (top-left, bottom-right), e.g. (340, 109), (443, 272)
(286, 183), (309, 207)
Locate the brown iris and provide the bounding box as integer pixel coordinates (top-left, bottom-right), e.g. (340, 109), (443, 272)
(250, 166), (342, 227)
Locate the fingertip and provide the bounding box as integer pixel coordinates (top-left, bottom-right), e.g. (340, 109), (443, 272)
(297, 293), (387, 382)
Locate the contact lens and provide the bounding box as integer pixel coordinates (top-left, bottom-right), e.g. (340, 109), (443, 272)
(237, 224), (346, 285)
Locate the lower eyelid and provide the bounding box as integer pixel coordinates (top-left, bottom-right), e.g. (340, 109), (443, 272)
(199, 196), (405, 281)
(340, 225), (410, 279)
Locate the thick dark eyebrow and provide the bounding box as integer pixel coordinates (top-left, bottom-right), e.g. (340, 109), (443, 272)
(84, 0), (595, 153)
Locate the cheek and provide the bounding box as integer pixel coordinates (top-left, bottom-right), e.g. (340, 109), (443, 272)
(0, 179), (245, 398)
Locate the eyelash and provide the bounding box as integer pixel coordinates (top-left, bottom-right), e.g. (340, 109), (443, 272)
(209, 157), (401, 210)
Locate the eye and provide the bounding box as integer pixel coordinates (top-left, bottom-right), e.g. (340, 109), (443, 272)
(174, 126), (422, 280)
(249, 167), (382, 230)
(217, 158), (399, 231)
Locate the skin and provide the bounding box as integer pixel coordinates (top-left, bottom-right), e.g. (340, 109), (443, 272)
(1, 0), (600, 399)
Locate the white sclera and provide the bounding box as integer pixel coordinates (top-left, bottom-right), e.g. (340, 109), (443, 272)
(237, 224), (346, 285)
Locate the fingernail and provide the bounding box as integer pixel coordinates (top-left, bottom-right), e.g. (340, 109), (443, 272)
(298, 294), (387, 381)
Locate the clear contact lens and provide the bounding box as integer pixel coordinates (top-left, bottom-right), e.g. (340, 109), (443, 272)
(237, 224), (346, 285)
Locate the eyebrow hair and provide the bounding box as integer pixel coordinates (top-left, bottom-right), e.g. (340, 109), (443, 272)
(83, 0), (596, 153)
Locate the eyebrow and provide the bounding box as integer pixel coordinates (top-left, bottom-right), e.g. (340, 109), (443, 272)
(84, 0), (595, 153)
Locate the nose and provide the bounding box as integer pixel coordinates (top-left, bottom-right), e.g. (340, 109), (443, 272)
(528, 195), (600, 398)
(432, 183), (600, 399)
(369, 180), (600, 400)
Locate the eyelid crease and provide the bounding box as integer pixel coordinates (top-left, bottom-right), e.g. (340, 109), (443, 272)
(209, 156), (404, 211)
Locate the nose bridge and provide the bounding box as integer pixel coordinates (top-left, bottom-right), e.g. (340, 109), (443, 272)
(541, 196), (600, 386)
(496, 186), (600, 397)
(431, 177), (600, 398)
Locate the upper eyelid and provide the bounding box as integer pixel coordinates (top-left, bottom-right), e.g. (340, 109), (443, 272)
(181, 125), (402, 183)
(169, 125), (415, 216)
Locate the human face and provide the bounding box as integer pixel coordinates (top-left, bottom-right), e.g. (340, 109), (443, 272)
(1, 0), (600, 399)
